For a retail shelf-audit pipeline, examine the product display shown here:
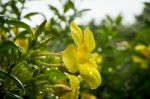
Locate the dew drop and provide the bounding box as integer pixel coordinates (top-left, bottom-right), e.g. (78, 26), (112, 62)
(108, 68), (112, 72)
(47, 68), (50, 70)
(56, 96), (59, 99)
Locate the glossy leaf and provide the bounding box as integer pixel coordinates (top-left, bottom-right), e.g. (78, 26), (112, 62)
(11, 2), (20, 18)
(23, 12), (39, 20)
(5, 92), (23, 99)
(46, 69), (66, 83)
(64, 0), (74, 13)
(16, 30), (31, 39)
(6, 20), (33, 34)
(49, 5), (59, 14)
(0, 41), (20, 52)
(34, 20), (47, 40)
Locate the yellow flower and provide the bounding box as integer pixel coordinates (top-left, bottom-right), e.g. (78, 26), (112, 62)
(81, 93), (97, 99)
(62, 22), (101, 89)
(60, 75), (79, 99)
(132, 44), (150, 69)
(92, 52), (103, 64)
(135, 44), (146, 51)
(15, 39), (28, 53)
(135, 44), (150, 59)
(132, 55), (148, 69)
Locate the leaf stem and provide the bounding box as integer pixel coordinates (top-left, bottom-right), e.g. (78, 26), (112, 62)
(39, 62), (64, 67)
(37, 52), (62, 57)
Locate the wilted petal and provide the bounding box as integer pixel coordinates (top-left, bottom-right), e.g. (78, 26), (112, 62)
(79, 63), (101, 89)
(62, 45), (79, 73)
(70, 21), (83, 46)
(84, 27), (95, 52)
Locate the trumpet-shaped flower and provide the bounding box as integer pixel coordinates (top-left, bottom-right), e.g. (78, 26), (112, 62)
(62, 22), (101, 89)
(60, 75), (79, 99)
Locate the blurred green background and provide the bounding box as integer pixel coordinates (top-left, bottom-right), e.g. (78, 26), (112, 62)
(0, 0), (150, 99)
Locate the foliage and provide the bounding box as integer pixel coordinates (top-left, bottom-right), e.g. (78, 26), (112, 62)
(0, 0), (150, 99)
(0, 0), (100, 99)
(87, 2), (150, 99)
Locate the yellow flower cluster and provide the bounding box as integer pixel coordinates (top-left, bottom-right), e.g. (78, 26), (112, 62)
(62, 22), (101, 89)
(132, 44), (150, 69)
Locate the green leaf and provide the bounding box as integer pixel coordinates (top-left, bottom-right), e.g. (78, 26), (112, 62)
(144, 2), (150, 8)
(11, 1), (20, 18)
(77, 9), (91, 17)
(23, 12), (39, 20)
(64, 0), (74, 13)
(46, 69), (66, 83)
(0, 71), (25, 94)
(115, 15), (122, 25)
(79, 9), (91, 13)
(49, 5), (59, 14)
(106, 15), (113, 24)
(36, 36), (52, 48)
(0, 15), (5, 26)
(18, 0), (25, 4)
(0, 41), (20, 52)
(5, 92), (23, 99)
(59, 15), (66, 21)
(34, 20), (47, 40)
(16, 30), (31, 39)
(6, 20), (33, 34)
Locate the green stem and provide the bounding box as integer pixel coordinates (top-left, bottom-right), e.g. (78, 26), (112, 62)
(39, 62), (64, 67)
(37, 52), (62, 57)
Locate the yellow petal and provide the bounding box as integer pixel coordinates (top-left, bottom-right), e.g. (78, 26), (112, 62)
(70, 21), (83, 46)
(132, 55), (149, 69)
(15, 39), (28, 53)
(77, 45), (90, 63)
(60, 75), (80, 99)
(132, 55), (143, 63)
(60, 93), (71, 99)
(141, 60), (148, 69)
(142, 46), (150, 58)
(91, 53), (103, 64)
(89, 56), (97, 68)
(84, 27), (95, 52)
(81, 93), (97, 99)
(135, 44), (146, 51)
(68, 75), (80, 99)
(79, 63), (101, 89)
(62, 45), (79, 73)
